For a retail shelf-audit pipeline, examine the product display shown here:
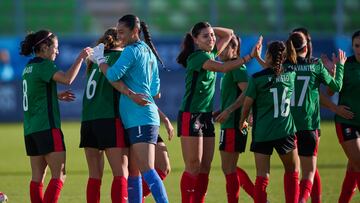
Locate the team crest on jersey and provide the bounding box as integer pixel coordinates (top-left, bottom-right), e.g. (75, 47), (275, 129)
(345, 128), (351, 136)
(192, 114), (202, 130)
(193, 120), (201, 130)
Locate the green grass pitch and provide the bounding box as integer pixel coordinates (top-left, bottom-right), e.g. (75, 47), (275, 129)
(0, 121), (359, 202)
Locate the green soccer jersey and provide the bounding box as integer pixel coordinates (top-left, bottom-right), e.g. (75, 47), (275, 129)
(284, 57), (344, 131)
(335, 56), (360, 126)
(180, 48), (218, 113)
(220, 65), (248, 129)
(246, 68), (297, 142)
(82, 50), (122, 121)
(22, 57), (60, 136)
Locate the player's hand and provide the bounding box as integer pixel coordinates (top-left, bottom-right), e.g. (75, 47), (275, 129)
(212, 110), (221, 119)
(332, 49), (347, 66)
(128, 92), (151, 106)
(164, 118), (174, 141)
(247, 113), (254, 127)
(58, 89), (75, 102)
(239, 120), (248, 132)
(321, 53), (335, 76)
(251, 35), (263, 58)
(215, 109), (230, 123)
(79, 47), (93, 60)
(337, 49), (347, 65)
(326, 86), (335, 96)
(335, 105), (354, 120)
(91, 43), (105, 65)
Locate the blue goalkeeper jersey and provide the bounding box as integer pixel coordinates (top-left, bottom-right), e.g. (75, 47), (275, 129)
(106, 40), (160, 129)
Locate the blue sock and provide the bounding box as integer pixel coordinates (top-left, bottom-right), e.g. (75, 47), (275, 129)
(128, 176), (142, 203)
(143, 169), (169, 203)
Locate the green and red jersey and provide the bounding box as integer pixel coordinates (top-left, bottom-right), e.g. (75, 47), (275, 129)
(22, 57), (60, 136)
(283, 57), (344, 131)
(220, 64), (248, 129)
(179, 48), (218, 113)
(335, 56), (360, 126)
(246, 68), (297, 142)
(81, 50), (122, 121)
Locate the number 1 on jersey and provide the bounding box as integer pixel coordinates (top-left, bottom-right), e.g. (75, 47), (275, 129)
(270, 87), (290, 118)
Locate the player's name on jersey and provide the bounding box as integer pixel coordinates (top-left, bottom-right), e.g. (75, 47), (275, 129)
(22, 66), (33, 76)
(268, 74), (291, 83)
(287, 64), (315, 72)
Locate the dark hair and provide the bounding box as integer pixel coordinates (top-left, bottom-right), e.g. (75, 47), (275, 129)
(177, 22), (212, 67)
(228, 35), (241, 58)
(286, 32), (306, 64)
(118, 14), (164, 68)
(292, 27), (312, 60)
(20, 30), (56, 56)
(98, 27), (121, 50)
(267, 41), (287, 76)
(87, 27), (121, 73)
(352, 30), (360, 44)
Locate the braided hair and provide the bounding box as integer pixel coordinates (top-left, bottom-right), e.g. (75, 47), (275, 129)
(267, 41), (287, 76)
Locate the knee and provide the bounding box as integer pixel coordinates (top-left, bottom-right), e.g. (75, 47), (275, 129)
(221, 165), (235, 175)
(185, 159), (201, 174)
(164, 165), (171, 176)
(60, 174), (66, 183)
(32, 170), (46, 183)
(60, 167), (66, 182)
(284, 161), (300, 173)
(200, 162), (212, 173)
(284, 165), (299, 173)
(351, 161), (360, 171)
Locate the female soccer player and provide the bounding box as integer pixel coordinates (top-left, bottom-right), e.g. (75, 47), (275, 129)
(292, 27), (355, 203)
(331, 30), (360, 203)
(20, 30), (91, 203)
(176, 21), (261, 203)
(92, 14), (169, 203)
(284, 32), (346, 203)
(142, 108), (173, 202)
(239, 40), (299, 203)
(215, 35), (255, 202)
(80, 28), (129, 203)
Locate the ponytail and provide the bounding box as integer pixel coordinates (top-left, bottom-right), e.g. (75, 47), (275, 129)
(273, 49), (284, 76)
(177, 21), (212, 68)
(20, 33), (37, 56)
(286, 39), (297, 64)
(140, 21), (165, 68)
(20, 30), (56, 56)
(267, 41), (286, 76)
(286, 32), (307, 64)
(87, 27), (120, 74)
(292, 27), (312, 60)
(177, 33), (195, 67)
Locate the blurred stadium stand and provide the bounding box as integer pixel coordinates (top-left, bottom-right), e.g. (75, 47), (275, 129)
(0, 0), (359, 35)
